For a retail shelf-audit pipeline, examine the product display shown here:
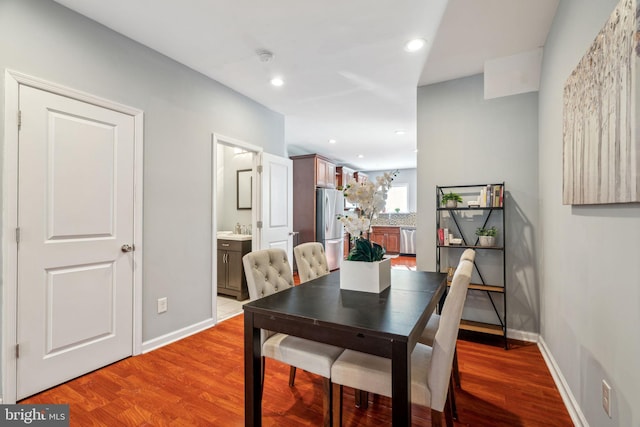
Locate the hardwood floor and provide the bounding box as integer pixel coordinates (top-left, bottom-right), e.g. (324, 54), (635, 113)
(22, 256), (572, 426)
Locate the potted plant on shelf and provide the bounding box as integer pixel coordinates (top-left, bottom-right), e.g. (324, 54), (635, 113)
(441, 192), (463, 208)
(476, 226), (498, 247)
(338, 170), (398, 292)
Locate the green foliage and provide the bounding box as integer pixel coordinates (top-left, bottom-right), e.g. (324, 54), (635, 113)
(347, 237), (386, 262)
(475, 226), (498, 237)
(441, 192), (463, 204)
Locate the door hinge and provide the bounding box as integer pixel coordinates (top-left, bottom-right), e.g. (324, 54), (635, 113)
(15, 227), (20, 244)
(257, 165), (263, 173)
(256, 221), (263, 229)
(17, 110), (22, 131)
(15, 344), (19, 359)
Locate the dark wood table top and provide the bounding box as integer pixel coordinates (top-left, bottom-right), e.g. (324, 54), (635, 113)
(243, 269), (447, 344)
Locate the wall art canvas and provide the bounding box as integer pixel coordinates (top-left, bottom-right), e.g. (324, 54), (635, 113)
(563, 0), (640, 205)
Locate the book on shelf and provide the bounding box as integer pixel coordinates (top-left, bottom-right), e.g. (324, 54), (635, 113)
(443, 228), (449, 246)
(437, 228), (444, 245)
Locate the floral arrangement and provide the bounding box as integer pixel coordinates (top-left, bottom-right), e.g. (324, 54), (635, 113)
(339, 170), (398, 262)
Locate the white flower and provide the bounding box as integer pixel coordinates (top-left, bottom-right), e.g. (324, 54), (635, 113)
(338, 170), (398, 239)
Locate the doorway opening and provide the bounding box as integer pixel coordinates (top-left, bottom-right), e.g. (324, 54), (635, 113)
(212, 134), (261, 322)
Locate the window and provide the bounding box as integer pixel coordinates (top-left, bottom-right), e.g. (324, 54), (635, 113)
(385, 184), (408, 213)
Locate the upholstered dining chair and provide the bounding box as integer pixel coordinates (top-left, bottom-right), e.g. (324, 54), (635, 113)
(330, 259), (473, 427)
(294, 242), (331, 284)
(242, 248), (344, 427)
(420, 248), (476, 387)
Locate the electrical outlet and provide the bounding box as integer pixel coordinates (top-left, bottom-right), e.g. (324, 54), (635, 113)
(602, 379), (612, 417)
(157, 297), (168, 314)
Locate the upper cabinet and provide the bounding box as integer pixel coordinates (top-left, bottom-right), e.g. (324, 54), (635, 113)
(336, 166), (355, 189)
(315, 156), (336, 188)
(354, 171), (368, 183)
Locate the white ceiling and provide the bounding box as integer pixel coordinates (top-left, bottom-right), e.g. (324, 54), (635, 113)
(53, 0), (559, 171)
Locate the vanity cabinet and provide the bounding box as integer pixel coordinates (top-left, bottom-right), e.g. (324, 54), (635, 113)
(217, 239), (251, 300)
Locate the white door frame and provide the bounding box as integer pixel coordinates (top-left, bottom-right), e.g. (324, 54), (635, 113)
(211, 133), (262, 321)
(2, 70), (144, 403)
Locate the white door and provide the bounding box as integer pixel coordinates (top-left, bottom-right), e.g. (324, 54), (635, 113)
(17, 85), (135, 399)
(257, 152), (293, 262)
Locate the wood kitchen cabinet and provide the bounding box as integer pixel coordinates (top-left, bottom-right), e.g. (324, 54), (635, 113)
(369, 226), (400, 254)
(315, 156), (336, 188)
(291, 154), (338, 246)
(217, 239), (251, 300)
(336, 166), (355, 189)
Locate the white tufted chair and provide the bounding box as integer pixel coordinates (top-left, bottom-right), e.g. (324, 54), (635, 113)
(294, 242), (331, 284)
(242, 248), (344, 427)
(330, 259), (473, 427)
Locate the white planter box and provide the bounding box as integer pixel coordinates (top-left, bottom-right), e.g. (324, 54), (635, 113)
(339, 258), (391, 293)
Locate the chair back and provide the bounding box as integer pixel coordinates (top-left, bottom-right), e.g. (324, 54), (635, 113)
(428, 259), (473, 411)
(460, 248), (476, 263)
(242, 249), (294, 300)
(294, 242), (330, 283)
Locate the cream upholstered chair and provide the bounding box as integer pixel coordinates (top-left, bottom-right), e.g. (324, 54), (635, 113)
(242, 248), (343, 426)
(330, 259), (473, 427)
(294, 242), (330, 283)
(420, 249), (476, 387)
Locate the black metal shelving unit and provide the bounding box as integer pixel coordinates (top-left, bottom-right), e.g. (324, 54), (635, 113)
(436, 183), (507, 348)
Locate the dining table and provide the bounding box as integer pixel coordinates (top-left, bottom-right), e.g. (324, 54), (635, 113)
(243, 268), (447, 426)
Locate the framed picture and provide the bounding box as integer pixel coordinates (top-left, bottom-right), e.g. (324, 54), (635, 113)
(563, 0), (640, 205)
(237, 169), (252, 210)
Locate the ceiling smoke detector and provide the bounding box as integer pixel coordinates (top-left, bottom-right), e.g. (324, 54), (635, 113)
(256, 49), (274, 63)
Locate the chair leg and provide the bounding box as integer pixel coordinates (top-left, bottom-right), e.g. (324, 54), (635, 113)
(261, 357), (265, 401)
(332, 383), (343, 427)
(448, 374), (458, 420)
(288, 366), (297, 387)
(354, 389), (368, 409)
(431, 409), (444, 427)
(452, 347), (461, 388)
(322, 377), (332, 427)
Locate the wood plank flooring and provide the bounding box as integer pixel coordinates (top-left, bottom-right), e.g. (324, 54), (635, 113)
(22, 257), (573, 426)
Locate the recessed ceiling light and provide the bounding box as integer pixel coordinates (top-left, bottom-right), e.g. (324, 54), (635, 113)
(395, 130), (406, 135)
(328, 139), (337, 144)
(404, 38), (426, 52)
(270, 77), (284, 87)
(357, 154), (364, 159)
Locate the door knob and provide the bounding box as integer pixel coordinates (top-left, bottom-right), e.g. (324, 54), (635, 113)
(121, 244), (134, 253)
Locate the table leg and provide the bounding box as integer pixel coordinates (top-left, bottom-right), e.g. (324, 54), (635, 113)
(244, 311), (262, 426)
(391, 340), (411, 426)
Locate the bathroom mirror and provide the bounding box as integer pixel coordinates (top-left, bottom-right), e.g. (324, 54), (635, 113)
(237, 169), (252, 209)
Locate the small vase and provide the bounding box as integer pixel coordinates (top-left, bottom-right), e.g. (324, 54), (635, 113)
(445, 200), (458, 208)
(339, 258), (391, 293)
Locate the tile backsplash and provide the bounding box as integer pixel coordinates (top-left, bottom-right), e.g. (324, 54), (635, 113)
(371, 212), (416, 227)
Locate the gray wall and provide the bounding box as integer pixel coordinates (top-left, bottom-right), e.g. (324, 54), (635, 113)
(363, 168), (417, 212)
(0, 0), (284, 346)
(539, 0), (640, 425)
(416, 74), (539, 333)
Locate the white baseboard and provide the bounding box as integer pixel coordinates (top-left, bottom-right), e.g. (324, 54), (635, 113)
(141, 318), (216, 354)
(538, 336), (589, 427)
(507, 327), (538, 342)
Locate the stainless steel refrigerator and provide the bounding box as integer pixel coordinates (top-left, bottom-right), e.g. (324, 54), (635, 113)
(316, 188), (344, 271)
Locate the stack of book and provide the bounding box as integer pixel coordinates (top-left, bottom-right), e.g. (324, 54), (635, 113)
(478, 184), (503, 207)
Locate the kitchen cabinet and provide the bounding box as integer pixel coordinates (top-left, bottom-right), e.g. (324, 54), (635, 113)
(291, 154), (339, 246)
(369, 226), (400, 254)
(354, 171), (368, 183)
(336, 166), (355, 189)
(315, 156), (336, 188)
(217, 238), (251, 300)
